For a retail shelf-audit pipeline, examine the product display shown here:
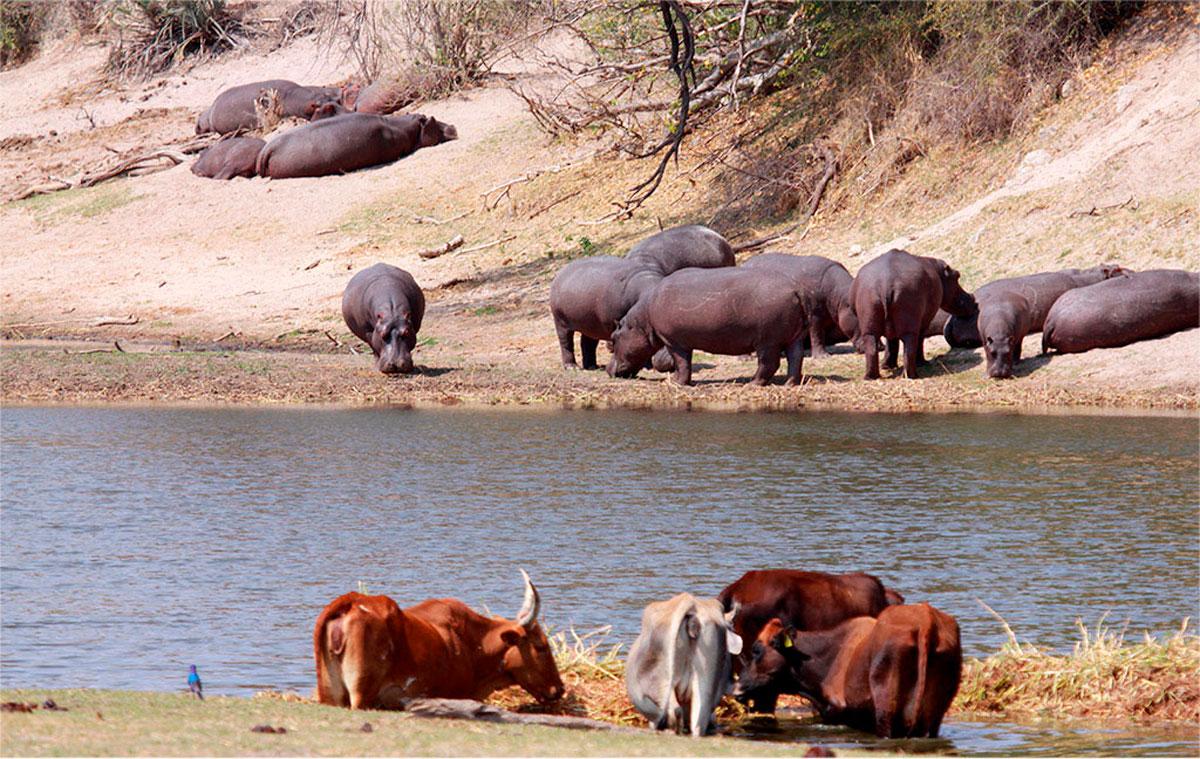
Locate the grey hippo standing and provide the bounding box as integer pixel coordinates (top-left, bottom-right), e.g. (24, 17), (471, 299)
(342, 263), (426, 375)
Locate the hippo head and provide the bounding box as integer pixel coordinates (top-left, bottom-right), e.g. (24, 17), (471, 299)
(944, 312), (982, 349)
(371, 310), (416, 374)
(1099, 263), (1131, 279)
(311, 101), (351, 121)
(936, 261), (976, 317)
(836, 303), (862, 352)
(339, 82), (362, 110)
(983, 332), (1017, 379)
(731, 618), (804, 702)
(606, 303), (660, 379)
(416, 115), (458, 147)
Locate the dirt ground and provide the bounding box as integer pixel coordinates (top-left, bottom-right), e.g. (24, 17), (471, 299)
(1, 8), (1197, 412)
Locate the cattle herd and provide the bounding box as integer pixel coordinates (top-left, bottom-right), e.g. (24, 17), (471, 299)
(190, 79), (457, 180)
(313, 568), (958, 740)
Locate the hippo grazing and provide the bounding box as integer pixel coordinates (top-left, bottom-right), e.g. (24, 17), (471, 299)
(944, 265), (1129, 348)
(257, 112), (457, 179)
(1042, 269), (1199, 355)
(608, 267), (808, 386)
(743, 253), (858, 357)
(849, 249), (975, 379)
(195, 79), (346, 135)
(550, 257), (662, 370)
(342, 263), (426, 374)
(626, 225), (735, 275)
(978, 292), (1032, 379)
(190, 137), (265, 180)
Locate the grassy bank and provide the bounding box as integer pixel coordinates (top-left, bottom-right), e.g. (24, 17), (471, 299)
(0, 690), (801, 757)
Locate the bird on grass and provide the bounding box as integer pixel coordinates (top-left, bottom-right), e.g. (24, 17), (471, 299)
(187, 665), (203, 700)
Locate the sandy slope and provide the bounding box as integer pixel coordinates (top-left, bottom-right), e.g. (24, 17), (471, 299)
(0, 13), (1197, 409)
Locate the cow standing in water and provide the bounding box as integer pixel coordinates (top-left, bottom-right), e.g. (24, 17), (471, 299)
(313, 570), (563, 709)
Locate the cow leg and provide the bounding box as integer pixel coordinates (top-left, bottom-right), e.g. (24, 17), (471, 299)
(580, 335), (599, 370)
(869, 650), (904, 738)
(902, 333), (921, 379)
(783, 340), (804, 386)
(883, 337), (900, 369)
(669, 346), (693, 386)
(863, 335), (881, 380)
(554, 318), (577, 370)
(750, 347), (781, 386)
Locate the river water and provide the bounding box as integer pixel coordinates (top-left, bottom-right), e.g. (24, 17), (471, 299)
(2, 406), (1196, 754)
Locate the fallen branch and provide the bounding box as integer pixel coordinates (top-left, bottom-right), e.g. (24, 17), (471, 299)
(64, 340), (126, 355)
(1067, 196), (1136, 218)
(460, 235), (517, 255)
(92, 315), (139, 327)
(323, 330), (342, 347)
(413, 211), (470, 225)
(400, 698), (639, 733)
(732, 223), (800, 253)
(806, 139), (839, 218)
(417, 235), (466, 260)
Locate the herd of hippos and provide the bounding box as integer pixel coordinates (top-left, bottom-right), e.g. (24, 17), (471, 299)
(188, 80), (1198, 380)
(315, 568), (955, 739)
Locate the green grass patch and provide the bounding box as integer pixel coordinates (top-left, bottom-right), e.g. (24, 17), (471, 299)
(12, 182), (142, 224)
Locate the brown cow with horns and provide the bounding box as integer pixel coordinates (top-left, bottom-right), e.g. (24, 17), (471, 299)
(314, 570), (564, 709)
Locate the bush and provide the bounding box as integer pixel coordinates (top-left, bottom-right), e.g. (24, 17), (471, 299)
(104, 0), (252, 80)
(1, 1), (52, 68)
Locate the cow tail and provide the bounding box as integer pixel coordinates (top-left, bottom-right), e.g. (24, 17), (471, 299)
(905, 611), (933, 735)
(661, 598), (694, 733)
(314, 595), (356, 705)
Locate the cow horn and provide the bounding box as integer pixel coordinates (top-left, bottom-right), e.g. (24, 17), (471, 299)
(516, 569), (540, 629)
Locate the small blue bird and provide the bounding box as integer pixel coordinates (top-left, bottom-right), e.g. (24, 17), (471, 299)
(187, 664), (203, 700)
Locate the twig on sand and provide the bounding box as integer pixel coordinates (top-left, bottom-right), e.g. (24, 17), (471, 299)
(417, 235), (466, 260)
(460, 235), (517, 255)
(413, 211), (470, 225)
(63, 340), (126, 355)
(1067, 196), (1136, 218)
(324, 330), (342, 347)
(92, 315), (140, 327)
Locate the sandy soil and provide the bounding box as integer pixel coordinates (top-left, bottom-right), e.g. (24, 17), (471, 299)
(1, 10), (1197, 411)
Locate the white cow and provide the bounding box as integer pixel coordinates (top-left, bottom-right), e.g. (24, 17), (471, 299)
(625, 593), (743, 736)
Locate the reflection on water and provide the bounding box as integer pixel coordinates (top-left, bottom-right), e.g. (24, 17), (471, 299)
(2, 407), (1197, 755)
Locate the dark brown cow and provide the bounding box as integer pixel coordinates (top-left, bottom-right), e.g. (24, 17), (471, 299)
(717, 569), (900, 713)
(314, 571), (564, 709)
(734, 603), (961, 738)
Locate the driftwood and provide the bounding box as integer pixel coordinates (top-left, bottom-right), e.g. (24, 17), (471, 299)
(417, 235), (466, 260)
(400, 698), (640, 734)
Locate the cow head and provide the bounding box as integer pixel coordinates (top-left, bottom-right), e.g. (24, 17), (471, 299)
(732, 618), (804, 701)
(488, 570), (564, 703)
(416, 115), (458, 147)
(371, 309), (416, 374)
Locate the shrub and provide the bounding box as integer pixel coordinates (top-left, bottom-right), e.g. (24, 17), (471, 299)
(104, 0), (252, 80)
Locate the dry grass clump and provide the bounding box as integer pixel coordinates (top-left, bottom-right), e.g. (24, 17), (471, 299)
(104, 0), (254, 80)
(956, 615), (1200, 724)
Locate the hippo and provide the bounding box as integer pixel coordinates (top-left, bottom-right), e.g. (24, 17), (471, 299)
(849, 249), (975, 379)
(626, 225), (735, 276)
(190, 137), (264, 180)
(977, 292), (1032, 379)
(1042, 269), (1199, 355)
(311, 101), (354, 121)
(342, 263), (426, 374)
(743, 253), (858, 357)
(945, 265), (1129, 348)
(195, 79), (346, 135)
(256, 112), (457, 179)
(352, 80), (417, 115)
(607, 267), (808, 386)
(550, 257), (662, 370)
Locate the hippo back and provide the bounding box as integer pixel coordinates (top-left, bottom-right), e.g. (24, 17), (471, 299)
(626, 225), (735, 275)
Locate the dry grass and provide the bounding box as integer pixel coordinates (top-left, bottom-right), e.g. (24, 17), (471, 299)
(956, 612), (1200, 724)
(103, 0), (254, 80)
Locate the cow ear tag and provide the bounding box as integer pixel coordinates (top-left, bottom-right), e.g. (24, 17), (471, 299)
(782, 636), (793, 649)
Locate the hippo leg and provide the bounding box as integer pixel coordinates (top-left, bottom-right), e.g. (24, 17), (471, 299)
(669, 346), (693, 386)
(580, 335), (599, 370)
(750, 348), (781, 386)
(883, 337), (900, 369)
(554, 318), (577, 369)
(808, 321), (830, 359)
(749, 691), (779, 715)
(914, 336), (929, 367)
(864, 336), (881, 380)
(1013, 341), (1023, 363)
(901, 333), (921, 379)
(783, 340), (804, 387)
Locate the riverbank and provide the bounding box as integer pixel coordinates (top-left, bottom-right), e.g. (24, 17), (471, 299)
(2, 330), (1197, 412)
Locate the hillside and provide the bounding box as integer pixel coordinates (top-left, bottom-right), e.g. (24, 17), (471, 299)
(1, 3), (1197, 411)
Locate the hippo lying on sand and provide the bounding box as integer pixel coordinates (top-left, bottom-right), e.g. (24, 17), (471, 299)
(190, 137), (264, 180)
(257, 112), (457, 179)
(608, 267), (808, 386)
(944, 265), (1128, 348)
(849, 249), (975, 379)
(342, 263), (426, 374)
(196, 79), (347, 135)
(1042, 269), (1198, 355)
(743, 253), (857, 357)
